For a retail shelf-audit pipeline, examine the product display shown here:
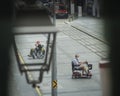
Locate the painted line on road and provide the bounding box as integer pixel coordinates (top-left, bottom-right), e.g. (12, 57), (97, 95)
(35, 86), (43, 96)
(18, 52), (43, 96)
(18, 52), (33, 80)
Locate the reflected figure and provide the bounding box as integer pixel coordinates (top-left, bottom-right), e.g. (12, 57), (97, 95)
(28, 41), (45, 59)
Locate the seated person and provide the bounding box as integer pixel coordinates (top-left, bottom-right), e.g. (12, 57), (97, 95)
(72, 54), (89, 75)
(28, 41), (44, 58)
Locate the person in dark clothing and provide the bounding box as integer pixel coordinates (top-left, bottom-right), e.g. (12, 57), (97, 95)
(35, 41), (42, 54)
(28, 41), (45, 59)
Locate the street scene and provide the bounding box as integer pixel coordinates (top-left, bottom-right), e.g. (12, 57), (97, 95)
(8, 16), (109, 96)
(38, 17), (109, 96)
(1, 0), (111, 96)
(2, 0), (120, 96)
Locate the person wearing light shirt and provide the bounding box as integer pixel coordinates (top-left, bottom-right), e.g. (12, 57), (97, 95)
(72, 54), (89, 75)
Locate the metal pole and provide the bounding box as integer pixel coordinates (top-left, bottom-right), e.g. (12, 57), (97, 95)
(52, 33), (57, 96)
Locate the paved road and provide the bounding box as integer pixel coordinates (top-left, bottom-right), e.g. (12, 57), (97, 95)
(65, 17), (109, 58)
(37, 19), (105, 96)
(9, 18), (106, 96)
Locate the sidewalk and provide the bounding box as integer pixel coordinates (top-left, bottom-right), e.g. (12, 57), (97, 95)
(64, 16), (109, 59)
(66, 16), (108, 45)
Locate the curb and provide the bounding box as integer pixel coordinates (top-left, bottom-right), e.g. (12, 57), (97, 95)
(65, 20), (109, 45)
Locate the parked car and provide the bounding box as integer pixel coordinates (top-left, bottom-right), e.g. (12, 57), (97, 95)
(45, 2), (68, 19)
(55, 3), (68, 19)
